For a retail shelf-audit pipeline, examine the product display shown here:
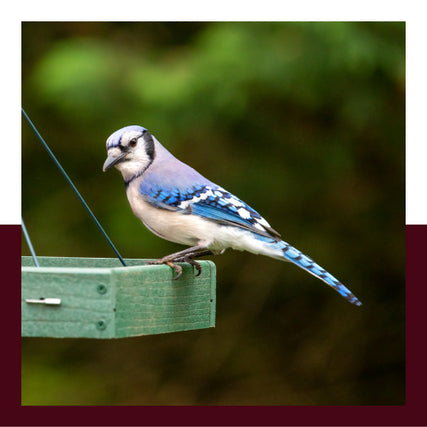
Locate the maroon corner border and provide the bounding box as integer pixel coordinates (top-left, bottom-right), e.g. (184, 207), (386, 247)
(1, 224), (425, 426)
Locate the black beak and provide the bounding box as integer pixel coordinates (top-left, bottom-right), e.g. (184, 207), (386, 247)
(102, 151), (128, 172)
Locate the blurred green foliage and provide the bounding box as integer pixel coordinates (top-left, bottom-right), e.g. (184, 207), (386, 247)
(22, 22), (404, 405)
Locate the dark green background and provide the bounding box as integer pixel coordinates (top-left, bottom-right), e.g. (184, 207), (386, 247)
(22, 22), (405, 405)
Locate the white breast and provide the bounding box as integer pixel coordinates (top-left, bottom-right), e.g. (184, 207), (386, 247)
(125, 181), (215, 247)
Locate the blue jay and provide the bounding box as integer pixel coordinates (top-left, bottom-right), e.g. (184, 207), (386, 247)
(103, 125), (361, 306)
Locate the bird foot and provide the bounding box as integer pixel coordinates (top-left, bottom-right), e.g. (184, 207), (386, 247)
(181, 256), (202, 276)
(147, 256), (202, 279)
(147, 246), (212, 280)
(166, 261), (183, 279)
(147, 259), (183, 279)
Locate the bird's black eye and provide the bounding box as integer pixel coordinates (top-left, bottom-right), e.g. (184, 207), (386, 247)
(129, 138), (138, 147)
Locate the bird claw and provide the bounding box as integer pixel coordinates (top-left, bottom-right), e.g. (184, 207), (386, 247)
(166, 261), (183, 280)
(184, 257), (202, 276)
(147, 259), (183, 279)
(146, 256), (201, 278)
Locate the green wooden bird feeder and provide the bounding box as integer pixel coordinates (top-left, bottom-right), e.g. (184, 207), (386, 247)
(21, 256), (216, 338)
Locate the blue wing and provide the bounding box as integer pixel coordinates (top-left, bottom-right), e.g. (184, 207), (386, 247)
(139, 182), (281, 240)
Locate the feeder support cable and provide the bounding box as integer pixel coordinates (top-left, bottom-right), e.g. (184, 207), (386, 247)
(22, 108), (127, 267)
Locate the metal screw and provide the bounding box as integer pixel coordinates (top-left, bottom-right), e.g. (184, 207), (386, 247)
(96, 320), (107, 331)
(97, 284), (107, 295)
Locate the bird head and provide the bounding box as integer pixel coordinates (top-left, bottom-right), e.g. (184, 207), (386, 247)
(103, 125), (155, 181)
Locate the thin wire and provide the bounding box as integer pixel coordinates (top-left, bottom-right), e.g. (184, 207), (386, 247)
(22, 108), (127, 267)
(22, 217), (40, 267)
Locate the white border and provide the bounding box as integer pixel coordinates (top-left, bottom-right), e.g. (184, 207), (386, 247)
(0, 15), (21, 224)
(406, 17), (427, 224)
(3, 2), (425, 224)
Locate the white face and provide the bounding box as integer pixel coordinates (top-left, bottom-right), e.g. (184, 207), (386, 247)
(106, 130), (155, 181)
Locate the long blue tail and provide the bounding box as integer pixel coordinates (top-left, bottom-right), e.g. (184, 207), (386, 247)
(268, 239), (362, 306)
